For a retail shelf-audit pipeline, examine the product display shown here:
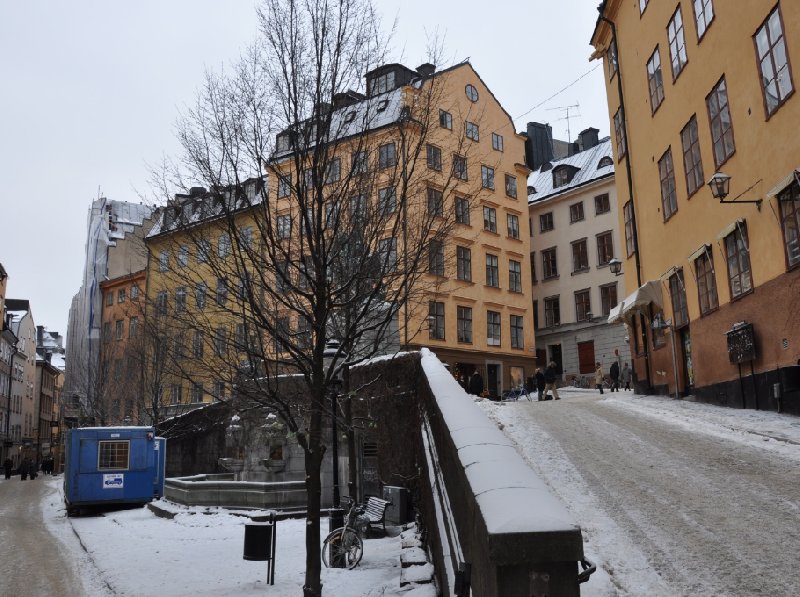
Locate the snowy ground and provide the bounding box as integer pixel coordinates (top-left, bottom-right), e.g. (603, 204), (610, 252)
(42, 483), (406, 596)
(478, 388), (800, 596)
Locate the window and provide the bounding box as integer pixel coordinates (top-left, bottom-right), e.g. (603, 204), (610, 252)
(575, 290), (592, 322)
(540, 212), (554, 232)
(693, 0), (714, 40)
(379, 237), (397, 271)
(659, 149), (678, 221)
(779, 181), (800, 268)
(195, 282), (207, 309)
(428, 301), (445, 340)
(542, 247), (558, 279)
(239, 226), (252, 250)
(214, 327), (227, 356)
(351, 151), (367, 175)
(669, 269), (689, 329)
(724, 225), (753, 299)
(614, 107), (627, 159)
(755, 6), (794, 117)
(544, 296), (560, 327)
(695, 249), (719, 314)
(278, 174), (291, 198)
(453, 154), (468, 180)
(174, 332), (185, 360)
(191, 383), (204, 403)
(597, 231), (614, 266)
(325, 201), (340, 227)
(681, 116), (704, 197)
(457, 246), (472, 281)
(130, 284), (139, 300)
(235, 323), (247, 351)
(428, 240), (445, 276)
(176, 244), (188, 268)
(553, 167), (573, 188)
(325, 158), (341, 184)
(217, 233), (230, 258)
(455, 197), (470, 225)
(115, 320), (124, 340)
(156, 291), (168, 315)
(598, 156), (614, 169)
(214, 381), (226, 400)
(350, 194), (367, 222)
(481, 166), (495, 191)
(507, 214), (520, 239)
(505, 174), (517, 198)
(668, 7), (688, 79)
(369, 70), (395, 95)
(466, 121), (479, 141)
(98, 441), (129, 470)
(378, 142), (396, 169)
(439, 109), (452, 129)
(624, 201), (635, 256)
(569, 202), (585, 223)
(216, 278), (228, 306)
(175, 287), (187, 313)
(572, 239), (589, 272)
(457, 306), (472, 343)
(485, 254), (499, 287)
(277, 214), (292, 239)
(171, 384), (182, 405)
(639, 0), (648, 14)
(276, 261), (291, 292)
(600, 283), (618, 316)
(427, 145), (442, 171)
(509, 260), (522, 292)
(595, 194), (610, 214)
(492, 133), (504, 151)
(483, 206), (497, 232)
(129, 316), (138, 338)
(159, 250), (169, 272)
(647, 47), (665, 112)
(193, 330), (204, 359)
(465, 84), (479, 102)
(706, 77), (735, 167)
(487, 311), (501, 346)
(197, 239), (210, 263)
(427, 187), (443, 216)
(608, 39), (618, 78)
(510, 315), (524, 349)
(379, 186), (396, 216)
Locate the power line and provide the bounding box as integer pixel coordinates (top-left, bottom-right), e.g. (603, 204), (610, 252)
(514, 63), (601, 122)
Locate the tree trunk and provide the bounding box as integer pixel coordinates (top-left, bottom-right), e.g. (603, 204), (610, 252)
(303, 400), (324, 597)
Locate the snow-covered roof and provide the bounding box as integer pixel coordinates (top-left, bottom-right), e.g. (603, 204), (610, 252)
(528, 137), (614, 203)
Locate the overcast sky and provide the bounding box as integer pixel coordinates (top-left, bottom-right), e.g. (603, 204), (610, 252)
(0, 0), (608, 340)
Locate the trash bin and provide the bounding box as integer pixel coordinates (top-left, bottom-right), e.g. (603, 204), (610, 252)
(328, 508), (345, 532)
(243, 522), (274, 561)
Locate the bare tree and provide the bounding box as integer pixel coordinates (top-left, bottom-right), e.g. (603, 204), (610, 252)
(145, 1), (488, 593)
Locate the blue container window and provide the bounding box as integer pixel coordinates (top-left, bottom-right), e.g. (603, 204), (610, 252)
(98, 440), (130, 470)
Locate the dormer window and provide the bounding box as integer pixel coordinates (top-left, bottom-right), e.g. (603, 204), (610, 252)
(552, 165), (579, 188)
(377, 99), (389, 112)
(369, 71), (395, 96)
(344, 111), (356, 123)
(276, 132), (291, 153)
(597, 156), (614, 169)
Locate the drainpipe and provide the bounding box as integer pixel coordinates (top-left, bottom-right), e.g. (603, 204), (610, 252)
(598, 11), (652, 392)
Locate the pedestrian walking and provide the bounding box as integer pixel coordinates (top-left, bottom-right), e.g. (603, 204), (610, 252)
(544, 362), (560, 400)
(535, 368), (546, 401)
(468, 370), (484, 396)
(595, 362), (605, 394)
(18, 457), (30, 481)
(621, 362), (632, 390)
(3, 457), (12, 480)
(610, 360), (620, 392)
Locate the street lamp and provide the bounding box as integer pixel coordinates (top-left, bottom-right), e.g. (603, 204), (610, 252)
(707, 172), (763, 209)
(322, 340), (345, 509)
(608, 257), (623, 276)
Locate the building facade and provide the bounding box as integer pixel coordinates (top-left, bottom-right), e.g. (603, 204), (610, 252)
(591, 1), (800, 409)
(6, 300), (36, 463)
(529, 132), (631, 383)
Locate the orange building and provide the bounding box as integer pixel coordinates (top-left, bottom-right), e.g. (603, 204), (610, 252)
(591, 1), (800, 411)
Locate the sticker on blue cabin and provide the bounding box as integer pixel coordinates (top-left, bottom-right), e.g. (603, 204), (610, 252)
(103, 474), (124, 489)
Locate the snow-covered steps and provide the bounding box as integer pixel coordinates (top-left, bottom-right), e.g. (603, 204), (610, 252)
(397, 524), (435, 591)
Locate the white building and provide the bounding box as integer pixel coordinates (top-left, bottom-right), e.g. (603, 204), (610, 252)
(528, 130), (631, 384)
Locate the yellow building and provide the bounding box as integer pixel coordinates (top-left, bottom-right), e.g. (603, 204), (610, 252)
(270, 62), (535, 396)
(591, 1), (800, 409)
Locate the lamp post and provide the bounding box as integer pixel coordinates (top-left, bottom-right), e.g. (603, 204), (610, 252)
(322, 340), (344, 510)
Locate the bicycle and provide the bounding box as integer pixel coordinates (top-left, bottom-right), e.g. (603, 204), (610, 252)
(501, 387), (533, 401)
(322, 496), (368, 569)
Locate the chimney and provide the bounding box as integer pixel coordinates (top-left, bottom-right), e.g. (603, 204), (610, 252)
(416, 63), (436, 77)
(578, 127), (600, 151)
(525, 122), (554, 171)
(189, 187), (207, 197)
(37, 325), (44, 346)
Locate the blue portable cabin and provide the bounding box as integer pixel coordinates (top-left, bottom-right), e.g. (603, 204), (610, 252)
(64, 426), (166, 512)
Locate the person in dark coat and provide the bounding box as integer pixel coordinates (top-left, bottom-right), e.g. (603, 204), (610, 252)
(18, 457), (30, 481)
(544, 362), (559, 400)
(468, 370), (484, 396)
(3, 457), (12, 480)
(610, 361), (620, 392)
(535, 368), (546, 401)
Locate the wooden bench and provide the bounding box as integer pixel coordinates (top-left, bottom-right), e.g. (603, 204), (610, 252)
(361, 496), (392, 535)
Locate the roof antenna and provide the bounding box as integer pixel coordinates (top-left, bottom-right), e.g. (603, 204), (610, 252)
(547, 103), (581, 142)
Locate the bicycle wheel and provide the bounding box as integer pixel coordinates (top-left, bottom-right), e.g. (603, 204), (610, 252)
(322, 528), (363, 569)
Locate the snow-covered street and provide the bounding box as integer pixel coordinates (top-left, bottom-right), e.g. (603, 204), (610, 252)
(478, 389), (800, 596)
